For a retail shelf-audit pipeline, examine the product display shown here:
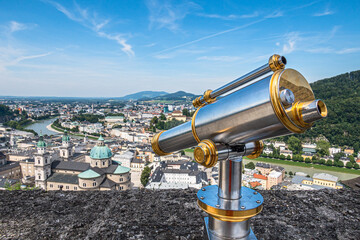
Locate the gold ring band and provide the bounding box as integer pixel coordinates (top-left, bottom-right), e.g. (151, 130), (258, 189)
(151, 131), (170, 156)
(247, 140), (264, 159)
(191, 105), (203, 143)
(197, 200), (263, 222)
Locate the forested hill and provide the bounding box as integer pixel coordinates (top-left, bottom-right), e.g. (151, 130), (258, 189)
(297, 70), (360, 150)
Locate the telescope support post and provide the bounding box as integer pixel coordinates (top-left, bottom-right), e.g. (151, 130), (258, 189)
(198, 157), (262, 240)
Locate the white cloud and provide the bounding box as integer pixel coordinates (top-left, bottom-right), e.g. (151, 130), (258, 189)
(240, 12), (259, 19)
(7, 21), (36, 33)
(197, 11), (259, 20)
(97, 32), (134, 57)
(11, 52), (52, 65)
(282, 32), (299, 54)
(265, 11), (283, 19)
(9, 21), (27, 32)
(153, 18), (265, 55)
(45, 0), (133, 57)
(313, 7), (334, 17)
(145, 43), (156, 47)
(145, 0), (199, 32)
(0, 46), (52, 72)
(336, 48), (360, 54)
(306, 48), (333, 53)
(197, 56), (242, 62)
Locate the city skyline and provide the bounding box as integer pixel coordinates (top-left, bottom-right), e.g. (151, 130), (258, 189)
(1, 0), (360, 97)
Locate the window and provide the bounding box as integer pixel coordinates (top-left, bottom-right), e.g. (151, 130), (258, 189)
(96, 162), (98, 166)
(38, 160), (40, 164)
(102, 161), (105, 166)
(50, 184), (53, 188)
(83, 183), (86, 187)
(66, 186), (69, 190)
(38, 175), (41, 179)
(120, 178), (123, 182)
(74, 186), (77, 190)
(93, 182), (96, 187)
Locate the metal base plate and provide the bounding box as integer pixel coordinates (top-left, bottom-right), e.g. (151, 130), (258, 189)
(203, 217), (257, 240)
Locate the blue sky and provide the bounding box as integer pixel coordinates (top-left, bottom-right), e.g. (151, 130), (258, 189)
(1, 0), (360, 97)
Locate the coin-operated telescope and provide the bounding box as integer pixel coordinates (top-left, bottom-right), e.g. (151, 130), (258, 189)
(152, 54), (327, 240)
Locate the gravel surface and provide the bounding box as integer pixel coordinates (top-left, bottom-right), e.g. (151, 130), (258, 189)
(0, 189), (359, 240)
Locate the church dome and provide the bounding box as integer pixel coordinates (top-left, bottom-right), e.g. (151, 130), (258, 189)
(62, 130), (70, 142)
(90, 136), (112, 159)
(37, 135), (47, 148)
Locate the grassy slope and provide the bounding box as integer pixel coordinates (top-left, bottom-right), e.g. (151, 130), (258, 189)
(246, 157), (360, 175)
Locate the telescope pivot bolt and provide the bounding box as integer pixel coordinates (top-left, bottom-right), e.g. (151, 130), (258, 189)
(280, 89), (295, 106)
(194, 139), (218, 168)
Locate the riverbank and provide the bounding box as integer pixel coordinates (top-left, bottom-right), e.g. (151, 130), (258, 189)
(46, 123), (62, 134)
(50, 123), (98, 140)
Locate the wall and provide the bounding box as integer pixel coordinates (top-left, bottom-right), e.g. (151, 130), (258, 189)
(0, 189), (359, 239)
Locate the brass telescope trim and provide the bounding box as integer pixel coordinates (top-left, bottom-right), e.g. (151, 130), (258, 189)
(246, 140), (264, 159)
(151, 131), (170, 156)
(270, 68), (328, 133)
(197, 199), (263, 222)
(191, 104), (204, 143)
(193, 54), (287, 108)
(194, 139), (218, 168)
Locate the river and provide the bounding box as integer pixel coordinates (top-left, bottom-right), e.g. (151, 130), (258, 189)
(243, 159), (359, 181)
(25, 118), (59, 136)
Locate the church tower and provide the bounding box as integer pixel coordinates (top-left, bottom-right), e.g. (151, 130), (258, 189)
(84, 133), (88, 144)
(60, 130), (73, 160)
(34, 134), (51, 190)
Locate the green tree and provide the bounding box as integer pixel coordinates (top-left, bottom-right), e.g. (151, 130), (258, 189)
(334, 152), (345, 162)
(160, 113), (166, 121)
(245, 162), (255, 170)
(319, 159), (326, 165)
(336, 161), (344, 167)
(346, 162), (353, 169)
(286, 155), (291, 160)
(182, 108), (191, 117)
(279, 154), (285, 160)
(316, 140), (330, 156)
(305, 157), (311, 163)
(140, 166), (151, 187)
(349, 155), (355, 163)
(354, 163), (360, 169)
(289, 171), (293, 176)
(287, 136), (302, 154)
(326, 160), (333, 166)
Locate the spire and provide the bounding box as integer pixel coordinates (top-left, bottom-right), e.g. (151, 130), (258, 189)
(97, 135), (105, 146)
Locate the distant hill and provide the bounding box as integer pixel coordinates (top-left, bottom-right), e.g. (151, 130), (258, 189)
(138, 91), (198, 101)
(148, 91), (198, 101)
(294, 70), (360, 150)
(118, 91), (168, 100)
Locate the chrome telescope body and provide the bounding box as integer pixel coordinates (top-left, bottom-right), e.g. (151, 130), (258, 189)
(152, 55), (327, 166)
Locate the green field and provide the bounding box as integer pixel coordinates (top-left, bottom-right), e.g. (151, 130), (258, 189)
(246, 157), (360, 175)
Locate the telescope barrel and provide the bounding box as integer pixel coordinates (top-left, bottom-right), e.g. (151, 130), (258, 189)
(192, 54), (287, 108)
(152, 68), (328, 157)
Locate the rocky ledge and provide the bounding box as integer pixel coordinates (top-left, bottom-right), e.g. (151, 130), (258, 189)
(0, 189), (359, 240)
